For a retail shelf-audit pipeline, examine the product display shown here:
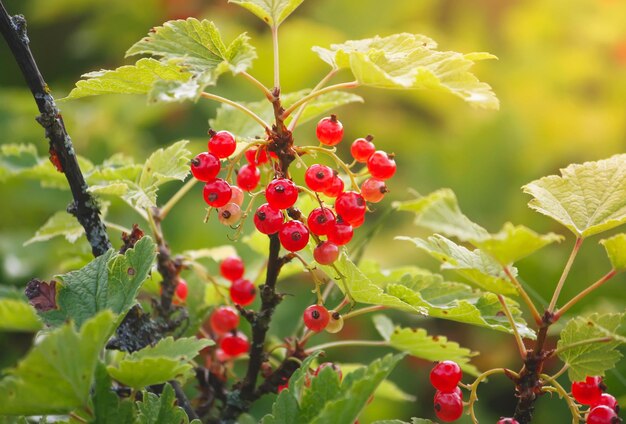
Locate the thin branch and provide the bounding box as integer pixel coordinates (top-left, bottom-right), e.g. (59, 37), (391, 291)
(548, 237), (583, 312)
(271, 25), (280, 89)
(281, 81), (359, 120)
(170, 380), (200, 421)
(555, 269), (619, 319)
(503, 266), (542, 326)
(240, 71), (274, 101)
(200, 92), (270, 131)
(497, 294), (527, 359)
(0, 2), (111, 257)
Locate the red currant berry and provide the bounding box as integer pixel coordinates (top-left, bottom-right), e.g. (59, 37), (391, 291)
(360, 178), (388, 203)
(572, 376), (604, 405)
(303, 304), (330, 332)
(430, 360), (463, 393)
(220, 256), (244, 281)
(433, 390), (463, 422)
(307, 207), (336, 236)
(266, 178), (299, 210)
(277, 382), (289, 393)
(230, 185), (244, 206)
(323, 175), (344, 197)
(367, 151), (396, 180)
(335, 191), (366, 224)
(325, 310), (344, 334)
(191, 152), (221, 181)
(314, 241), (340, 265)
(586, 405), (620, 424)
(245, 147), (269, 165)
(314, 362), (343, 381)
(254, 203), (284, 235)
(229, 278), (256, 306)
(593, 393), (619, 412)
(236, 164), (261, 192)
(203, 179), (232, 208)
(497, 418), (520, 424)
(316, 114), (344, 146)
(217, 203), (242, 226)
(350, 214), (365, 228)
(305, 164), (334, 192)
(350, 135), (376, 162)
(209, 306), (239, 334)
(219, 331), (249, 356)
(175, 278), (188, 301)
(208, 130), (236, 158)
(327, 219), (354, 246)
(278, 220), (310, 252)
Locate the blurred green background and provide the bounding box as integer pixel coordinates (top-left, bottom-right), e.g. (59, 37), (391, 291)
(1, 0), (626, 422)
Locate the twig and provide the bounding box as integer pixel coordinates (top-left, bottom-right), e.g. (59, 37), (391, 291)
(0, 2), (111, 257)
(548, 237), (583, 312)
(170, 380), (200, 421)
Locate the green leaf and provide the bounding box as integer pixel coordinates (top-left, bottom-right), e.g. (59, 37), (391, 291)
(523, 154), (626, 238)
(337, 363), (416, 402)
(139, 140), (191, 192)
(313, 34), (498, 109)
(394, 189), (488, 242)
(310, 353), (405, 424)
(260, 390), (299, 424)
(92, 363), (135, 424)
(0, 311), (116, 415)
(395, 189), (562, 264)
(557, 313), (626, 381)
(398, 235), (518, 295)
(64, 58), (192, 101)
(210, 90), (363, 138)
(600, 233), (626, 270)
(0, 143), (39, 182)
(297, 364), (342, 422)
(40, 236), (156, 328)
(24, 203), (109, 246)
(361, 263), (534, 338)
(126, 18), (255, 101)
(386, 320), (479, 376)
(372, 314), (395, 341)
(228, 0), (305, 27)
(107, 337), (212, 389)
(373, 420), (435, 424)
(180, 246), (238, 262)
(473, 223), (563, 265)
(136, 383), (200, 424)
(0, 299), (42, 332)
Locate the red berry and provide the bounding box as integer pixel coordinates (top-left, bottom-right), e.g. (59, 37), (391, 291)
(307, 207), (336, 236)
(305, 164), (334, 192)
(266, 178), (299, 210)
(497, 418), (520, 424)
(433, 390), (463, 422)
(277, 382), (289, 393)
(217, 203), (242, 226)
(203, 179), (232, 207)
(245, 147), (269, 165)
(593, 393), (619, 412)
(303, 304), (330, 332)
(219, 331), (249, 356)
(175, 278), (188, 301)
(349, 213), (365, 228)
(314, 241), (340, 265)
(314, 362), (342, 381)
(220, 256), (244, 281)
(236, 164), (261, 191)
(323, 175), (344, 197)
(335, 191), (366, 224)
(278, 220), (310, 252)
(327, 219), (354, 246)
(230, 278), (256, 306)
(367, 151), (396, 180)
(208, 130), (236, 158)
(210, 306), (239, 334)
(360, 178), (388, 203)
(316, 115), (344, 146)
(230, 186), (244, 206)
(191, 152), (221, 181)
(350, 135), (375, 162)
(572, 376), (604, 405)
(587, 405), (620, 424)
(430, 360), (463, 393)
(254, 203), (284, 234)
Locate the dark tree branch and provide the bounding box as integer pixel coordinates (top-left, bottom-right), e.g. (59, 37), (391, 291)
(0, 1), (111, 257)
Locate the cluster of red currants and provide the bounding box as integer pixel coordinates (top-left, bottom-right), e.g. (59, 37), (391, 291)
(572, 376), (621, 424)
(430, 360), (464, 422)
